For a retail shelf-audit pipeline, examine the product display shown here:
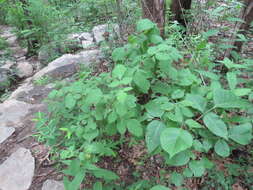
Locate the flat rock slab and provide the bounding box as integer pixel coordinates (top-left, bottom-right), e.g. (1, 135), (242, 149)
(42, 180), (64, 190)
(0, 126), (15, 144)
(9, 82), (53, 104)
(92, 24), (119, 43)
(0, 148), (35, 190)
(33, 50), (101, 80)
(0, 99), (34, 128)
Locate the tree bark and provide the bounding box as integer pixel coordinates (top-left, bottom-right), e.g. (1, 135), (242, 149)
(141, 0), (165, 35)
(170, 0), (192, 27)
(224, 0), (253, 58)
(233, 0), (253, 53)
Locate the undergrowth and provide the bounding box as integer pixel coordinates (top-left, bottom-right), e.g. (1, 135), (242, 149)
(35, 19), (253, 190)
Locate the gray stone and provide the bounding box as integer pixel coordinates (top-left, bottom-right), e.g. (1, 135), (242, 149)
(68, 32), (94, 49)
(82, 40), (94, 49)
(0, 27), (15, 39)
(42, 180), (64, 190)
(0, 148), (35, 190)
(0, 126), (15, 144)
(8, 82), (34, 100)
(33, 50), (101, 80)
(0, 68), (12, 90)
(92, 24), (120, 43)
(0, 99), (33, 128)
(8, 82), (53, 104)
(6, 35), (18, 47)
(9, 47), (27, 59)
(16, 61), (33, 78)
(0, 60), (15, 70)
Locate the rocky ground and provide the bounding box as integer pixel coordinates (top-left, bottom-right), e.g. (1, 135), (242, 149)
(0, 24), (117, 190)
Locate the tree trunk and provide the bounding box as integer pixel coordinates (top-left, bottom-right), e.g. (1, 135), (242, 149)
(170, 0), (192, 27)
(233, 0), (253, 53)
(141, 0), (165, 36)
(224, 0), (253, 58)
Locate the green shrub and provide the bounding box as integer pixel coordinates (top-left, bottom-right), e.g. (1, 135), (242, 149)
(35, 19), (253, 189)
(5, 0), (74, 54)
(0, 37), (8, 49)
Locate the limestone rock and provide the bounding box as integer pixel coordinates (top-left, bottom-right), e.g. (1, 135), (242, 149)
(0, 148), (35, 190)
(6, 35), (18, 47)
(92, 24), (120, 43)
(0, 26), (15, 39)
(8, 82), (53, 104)
(9, 47), (27, 59)
(42, 180), (64, 190)
(0, 60), (15, 70)
(8, 82), (34, 100)
(16, 61), (33, 78)
(0, 99), (33, 128)
(0, 126), (15, 144)
(68, 32), (94, 49)
(33, 50), (101, 80)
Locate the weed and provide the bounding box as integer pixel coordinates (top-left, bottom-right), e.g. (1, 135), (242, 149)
(35, 19), (253, 190)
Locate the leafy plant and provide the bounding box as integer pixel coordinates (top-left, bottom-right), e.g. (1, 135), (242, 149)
(35, 19), (253, 189)
(0, 37), (8, 49)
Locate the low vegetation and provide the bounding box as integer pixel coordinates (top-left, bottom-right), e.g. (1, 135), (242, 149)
(35, 20), (253, 189)
(0, 0), (252, 189)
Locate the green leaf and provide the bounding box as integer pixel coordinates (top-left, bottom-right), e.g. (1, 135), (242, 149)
(185, 94), (207, 113)
(181, 107), (194, 118)
(115, 102), (127, 116)
(202, 139), (213, 152)
(93, 182), (103, 190)
(203, 112), (228, 139)
(214, 140), (230, 157)
(178, 69), (199, 86)
(189, 160), (205, 177)
(185, 119), (203, 129)
(133, 71), (150, 93)
(213, 89), (248, 109)
(127, 119), (143, 137)
(64, 171), (85, 190)
(117, 120), (127, 134)
(220, 58), (248, 69)
(146, 120), (166, 153)
(202, 29), (219, 38)
(170, 172), (184, 187)
(112, 64), (127, 79)
(150, 185), (171, 190)
(193, 140), (204, 152)
(197, 70), (220, 80)
(65, 94), (76, 109)
(145, 101), (164, 118)
(200, 157), (214, 169)
(86, 89), (103, 105)
(171, 89), (185, 99)
(112, 47), (127, 62)
(183, 168), (193, 178)
(155, 52), (171, 61)
(136, 19), (155, 32)
(226, 72), (237, 90)
(233, 88), (252, 96)
(229, 123), (252, 145)
(165, 150), (191, 166)
(150, 35), (163, 44)
(160, 128), (193, 158)
(92, 168), (119, 181)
